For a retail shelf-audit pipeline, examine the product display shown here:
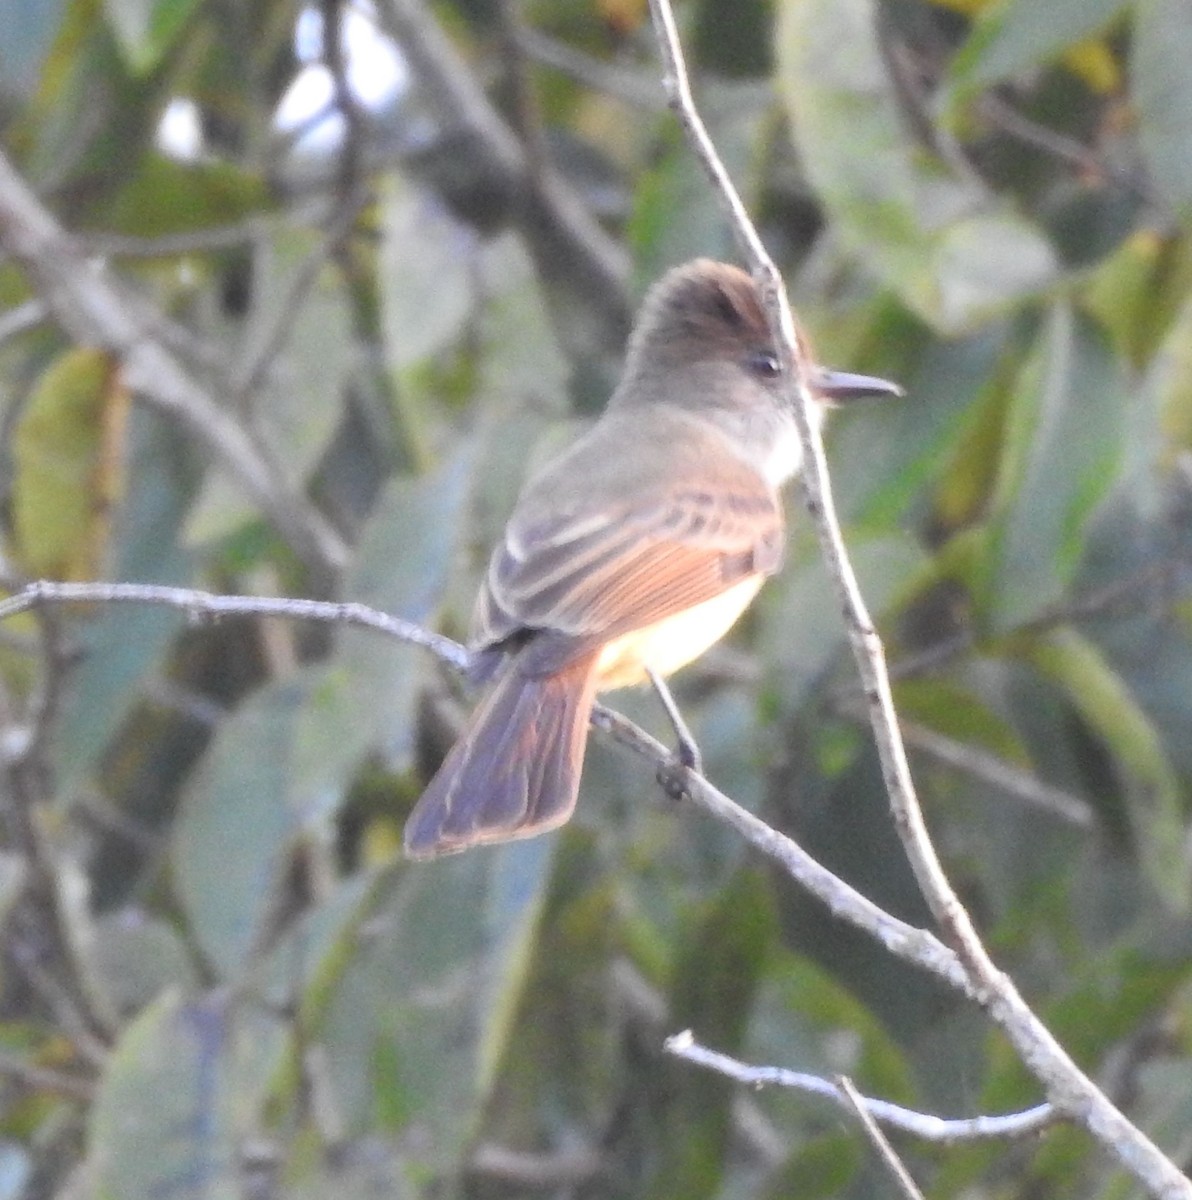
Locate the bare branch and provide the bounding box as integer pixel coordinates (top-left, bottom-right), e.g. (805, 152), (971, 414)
(2, 573), (1186, 1193)
(592, 705), (974, 995)
(664, 1031), (1054, 1144)
(513, 26), (666, 111)
(0, 150), (348, 581)
(643, 2), (1192, 1196)
(470, 1143), (603, 1187)
(0, 581), (467, 671)
(0, 580), (967, 990)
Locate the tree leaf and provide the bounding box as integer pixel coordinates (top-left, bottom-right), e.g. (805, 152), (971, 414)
(0, 0), (64, 95)
(1024, 629), (1188, 912)
(174, 452), (471, 976)
(947, 0), (1128, 93)
(987, 305), (1126, 630)
(88, 990), (281, 1200)
(11, 347), (129, 580)
(1134, 0), (1192, 225)
(102, 0), (198, 74)
(184, 228), (353, 545)
(379, 175), (475, 370)
(776, 0), (1057, 333)
(52, 407), (198, 795)
(647, 869), (776, 1200)
(315, 838), (555, 1167)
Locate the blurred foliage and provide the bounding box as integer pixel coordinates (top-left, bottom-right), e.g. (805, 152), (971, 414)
(0, 0), (1191, 1197)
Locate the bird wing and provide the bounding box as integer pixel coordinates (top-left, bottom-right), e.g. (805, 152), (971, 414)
(472, 480), (784, 675)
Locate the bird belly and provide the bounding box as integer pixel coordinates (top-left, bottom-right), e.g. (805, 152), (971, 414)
(593, 575), (764, 691)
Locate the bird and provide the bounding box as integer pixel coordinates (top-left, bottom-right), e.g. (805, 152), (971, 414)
(405, 259), (900, 857)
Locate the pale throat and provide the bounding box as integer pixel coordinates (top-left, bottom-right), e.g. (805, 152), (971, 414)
(764, 416), (803, 485)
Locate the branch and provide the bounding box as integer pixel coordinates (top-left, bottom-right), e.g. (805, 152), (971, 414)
(0, 581), (467, 671)
(837, 702), (1096, 829)
(375, 0), (632, 350)
(664, 1031), (1055, 1143)
(0, 580), (962, 991)
(643, 2), (1192, 1196)
(0, 151), (347, 582)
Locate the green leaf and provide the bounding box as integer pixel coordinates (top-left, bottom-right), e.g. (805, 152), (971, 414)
(98, 154), (271, 236)
(776, 0), (1056, 333)
(1134, 0), (1192, 226)
(172, 675), (321, 978)
(379, 175), (474, 370)
(1084, 231), (1192, 367)
(762, 1134), (860, 1199)
(1024, 629), (1188, 911)
(52, 407), (197, 795)
(88, 910), (199, 1019)
(948, 0), (1128, 92)
(893, 678), (1029, 764)
(343, 446), (476, 766)
(316, 839), (555, 1164)
(175, 453), (471, 976)
(102, 0), (197, 73)
(11, 347), (126, 580)
(20, 0), (167, 190)
(987, 305), (1125, 629)
(760, 532), (927, 712)
(830, 318), (1009, 530)
(185, 227), (353, 545)
(88, 990), (281, 1200)
(629, 82), (763, 280)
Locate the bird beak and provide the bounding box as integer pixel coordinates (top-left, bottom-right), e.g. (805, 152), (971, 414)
(813, 367), (904, 404)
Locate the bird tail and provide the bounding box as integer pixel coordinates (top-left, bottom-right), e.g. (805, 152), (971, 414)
(403, 653), (600, 858)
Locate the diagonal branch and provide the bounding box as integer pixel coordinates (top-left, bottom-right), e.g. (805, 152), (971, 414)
(643, 1), (1192, 1197)
(834, 1073), (927, 1200)
(0, 151), (348, 582)
(375, 0), (632, 351)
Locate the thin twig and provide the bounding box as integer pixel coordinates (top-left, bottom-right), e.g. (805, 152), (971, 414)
(0, 1048), (94, 1102)
(837, 703), (1095, 829)
(322, 0), (368, 196)
(835, 1074), (927, 1200)
(9, 935), (109, 1068)
(663, 1031), (1054, 1143)
(496, 0), (550, 183)
(0, 581), (467, 670)
(513, 26), (666, 111)
(889, 558), (1184, 683)
(0, 298), (48, 344)
(470, 1144), (603, 1186)
(644, 2), (1192, 1197)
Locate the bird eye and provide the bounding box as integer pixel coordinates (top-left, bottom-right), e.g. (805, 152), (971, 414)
(747, 350), (781, 379)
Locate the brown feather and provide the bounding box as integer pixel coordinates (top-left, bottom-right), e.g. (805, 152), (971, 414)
(472, 415), (784, 668)
(404, 652), (600, 858)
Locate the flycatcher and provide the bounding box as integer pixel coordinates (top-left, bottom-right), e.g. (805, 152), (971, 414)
(405, 259), (900, 858)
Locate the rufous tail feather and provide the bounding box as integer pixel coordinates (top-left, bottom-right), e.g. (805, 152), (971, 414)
(404, 653), (600, 858)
